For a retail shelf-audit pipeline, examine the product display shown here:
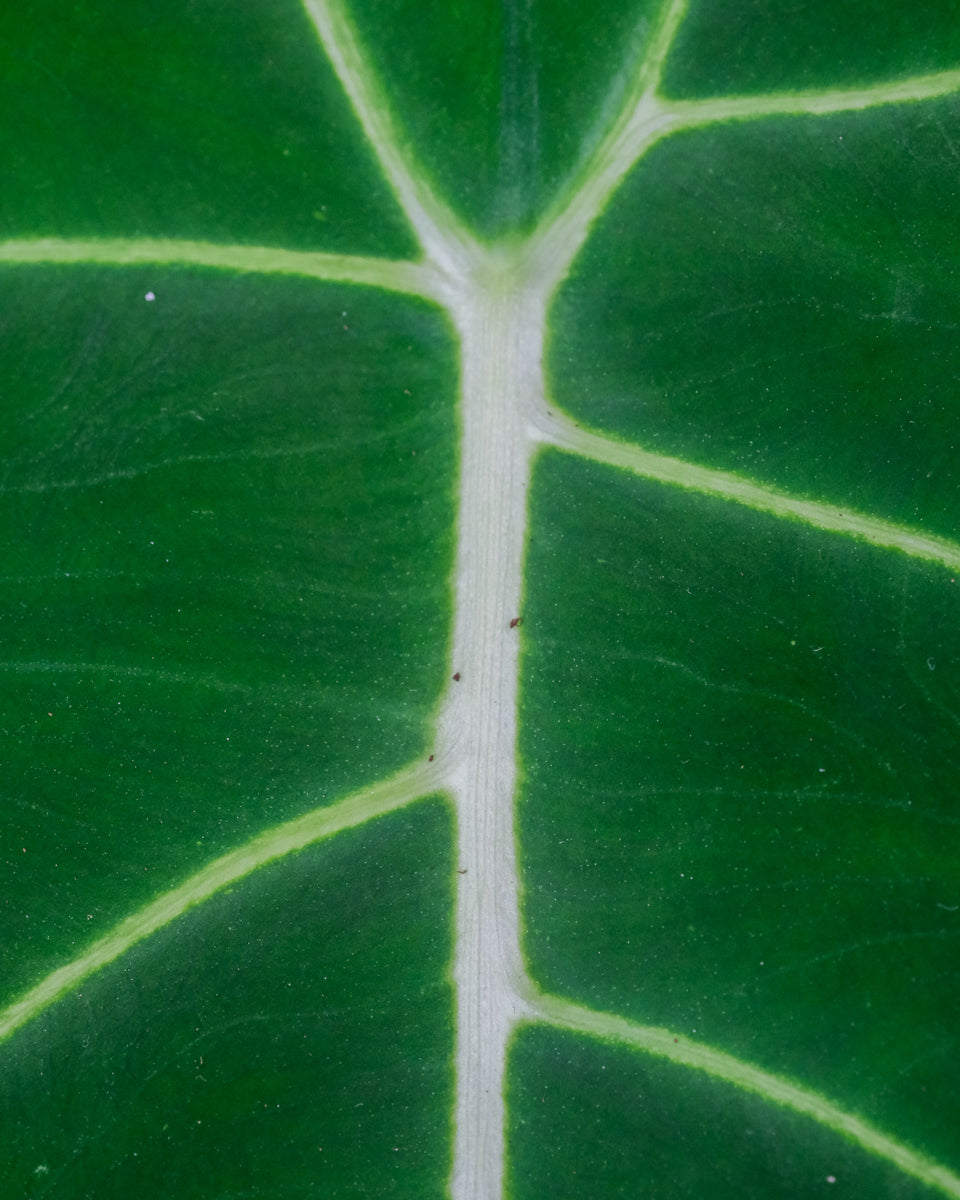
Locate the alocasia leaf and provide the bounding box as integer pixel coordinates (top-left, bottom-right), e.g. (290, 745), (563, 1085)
(1, 0), (958, 1197)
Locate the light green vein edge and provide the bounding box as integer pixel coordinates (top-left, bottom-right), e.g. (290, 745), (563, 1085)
(299, 0), (478, 269)
(530, 991), (960, 1199)
(671, 66), (960, 128)
(537, 415), (960, 572)
(0, 760), (440, 1044)
(0, 238), (442, 303)
(529, 0), (960, 293)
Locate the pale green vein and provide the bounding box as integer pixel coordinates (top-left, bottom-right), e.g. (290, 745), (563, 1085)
(0, 238), (443, 302)
(0, 439), (359, 497)
(0, 760), (441, 1044)
(528, 0), (960, 298)
(671, 67), (960, 131)
(299, 0), (479, 276)
(535, 409), (960, 572)
(633, 0), (689, 100)
(526, 0), (687, 292)
(532, 991), (960, 1199)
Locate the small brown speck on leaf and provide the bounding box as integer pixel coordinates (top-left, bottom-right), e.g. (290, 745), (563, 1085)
(509, 617), (521, 628)
(428, 754), (434, 761)
(453, 672), (461, 681)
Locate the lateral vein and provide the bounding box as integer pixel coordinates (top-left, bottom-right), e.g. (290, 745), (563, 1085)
(671, 68), (960, 130)
(532, 991), (960, 1200)
(0, 237), (443, 301)
(298, 0), (478, 276)
(535, 408), (960, 571)
(0, 761), (440, 1044)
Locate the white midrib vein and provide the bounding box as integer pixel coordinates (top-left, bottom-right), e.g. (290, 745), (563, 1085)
(3, 0), (960, 1198)
(436, 267), (542, 1199)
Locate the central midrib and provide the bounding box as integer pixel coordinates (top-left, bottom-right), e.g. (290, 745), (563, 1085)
(437, 260), (546, 1200)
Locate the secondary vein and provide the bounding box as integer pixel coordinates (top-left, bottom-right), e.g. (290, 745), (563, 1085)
(671, 67), (960, 130)
(0, 761), (440, 1045)
(299, 0), (479, 278)
(0, 237), (442, 301)
(532, 990), (960, 1200)
(534, 407), (960, 572)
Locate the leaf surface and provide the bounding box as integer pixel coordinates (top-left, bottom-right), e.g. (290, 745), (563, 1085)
(1, 0), (958, 1197)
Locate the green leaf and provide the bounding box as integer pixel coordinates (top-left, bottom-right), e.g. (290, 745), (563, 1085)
(1, 0), (958, 1197)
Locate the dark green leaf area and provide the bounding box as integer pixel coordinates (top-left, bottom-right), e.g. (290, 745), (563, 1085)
(550, 104), (960, 539)
(519, 453), (960, 1168)
(0, 267), (456, 1005)
(348, 0), (660, 238)
(0, 0), (414, 255)
(0, 801), (454, 1199)
(507, 1026), (939, 1200)
(662, 0), (960, 99)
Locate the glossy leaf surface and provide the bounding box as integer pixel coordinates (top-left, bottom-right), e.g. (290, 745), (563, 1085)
(1, 1), (958, 1198)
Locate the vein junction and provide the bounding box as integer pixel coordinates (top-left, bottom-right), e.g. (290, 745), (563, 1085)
(3, 0), (960, 1198)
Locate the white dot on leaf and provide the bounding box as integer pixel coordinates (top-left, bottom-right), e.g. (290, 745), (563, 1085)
(144, 291), (156, 302)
